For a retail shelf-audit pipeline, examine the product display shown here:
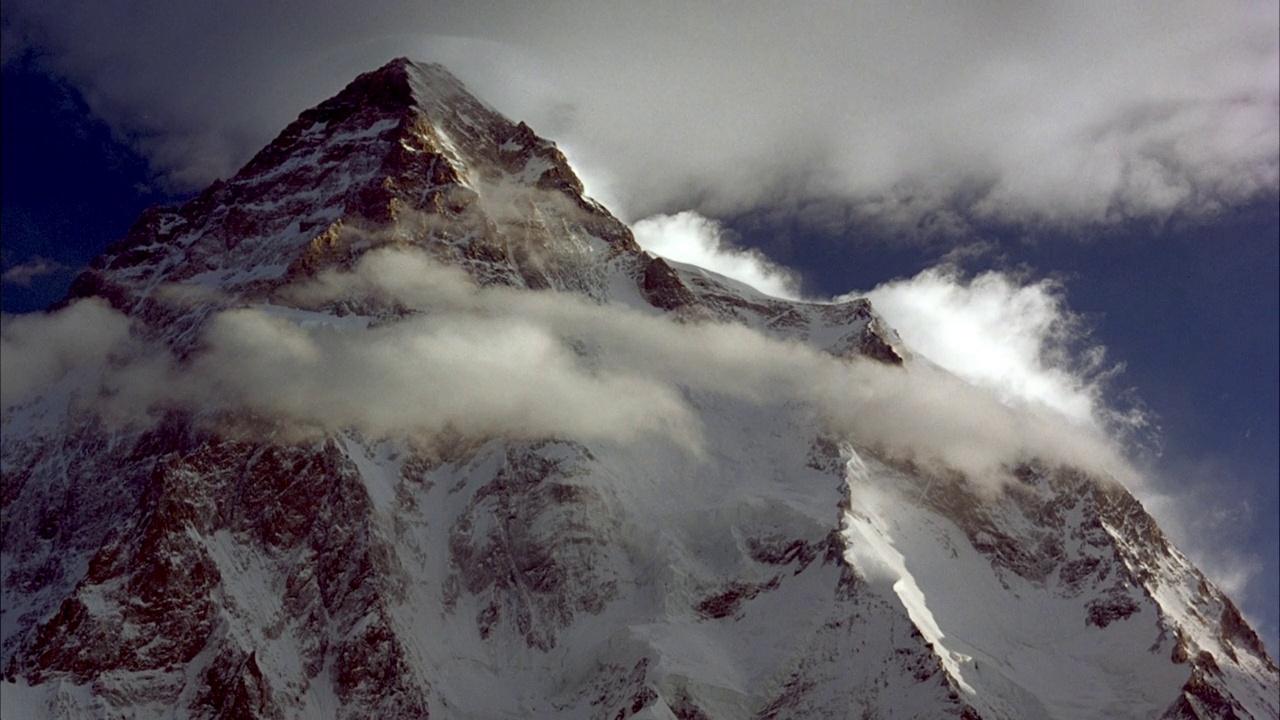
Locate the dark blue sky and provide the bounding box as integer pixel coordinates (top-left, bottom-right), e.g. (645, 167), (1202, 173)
(1, 63), (182, 312)
(2, 46), (1277, 654)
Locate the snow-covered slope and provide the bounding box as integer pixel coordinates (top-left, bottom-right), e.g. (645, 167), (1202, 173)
(2, 58), (1275, 719)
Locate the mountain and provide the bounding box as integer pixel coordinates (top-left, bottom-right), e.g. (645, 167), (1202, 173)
(2, 58), (1276, 719)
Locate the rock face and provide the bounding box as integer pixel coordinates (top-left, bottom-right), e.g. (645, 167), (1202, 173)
(2, 59), (1276, 719)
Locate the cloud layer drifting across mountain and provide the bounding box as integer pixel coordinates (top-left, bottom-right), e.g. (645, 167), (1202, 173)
(3, 0), (1274, 652)
(1, 249), (1140, 494)
(4, 1), (1276, 228)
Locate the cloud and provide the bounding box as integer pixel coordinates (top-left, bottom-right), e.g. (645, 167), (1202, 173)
(855, 266), (1126, 429)
(300, 249), (1140, 487)
(1, 257), (68, 286)
(75, 260), (704, 449)
(3, 257), (1265, 646)
(631, 211), (800, 299)
(3, 1), (1274, 227)
(179, 307), (703, 449)
(0, 298), (132, 407)
(1, 249), (1132, 490)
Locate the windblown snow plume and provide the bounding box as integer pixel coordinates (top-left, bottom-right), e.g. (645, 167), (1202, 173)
(858, 266), (1124, 428)
(631, 211), (800, 299)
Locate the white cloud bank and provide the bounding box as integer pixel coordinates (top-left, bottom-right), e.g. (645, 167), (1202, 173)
(3, 1), (1275, 228)
(1, 250), (1136, 489)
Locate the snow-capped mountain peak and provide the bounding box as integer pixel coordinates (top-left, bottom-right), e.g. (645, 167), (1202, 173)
(2, 59), (1275, 720)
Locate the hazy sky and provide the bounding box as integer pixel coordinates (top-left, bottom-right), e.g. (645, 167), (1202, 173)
(2, 1), (1277, 650)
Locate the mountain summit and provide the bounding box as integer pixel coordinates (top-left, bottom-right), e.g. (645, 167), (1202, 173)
(2, 59), (1276, 719)
(68, 59), (632, 314)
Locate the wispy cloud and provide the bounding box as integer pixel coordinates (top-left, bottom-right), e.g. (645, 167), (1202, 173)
(1, 257), (68, 286)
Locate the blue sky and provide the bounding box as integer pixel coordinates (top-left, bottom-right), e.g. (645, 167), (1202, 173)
(2, 1), (1277, 652)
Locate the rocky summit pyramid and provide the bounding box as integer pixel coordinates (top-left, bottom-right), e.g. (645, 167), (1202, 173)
(2, 59), (1276, 719)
